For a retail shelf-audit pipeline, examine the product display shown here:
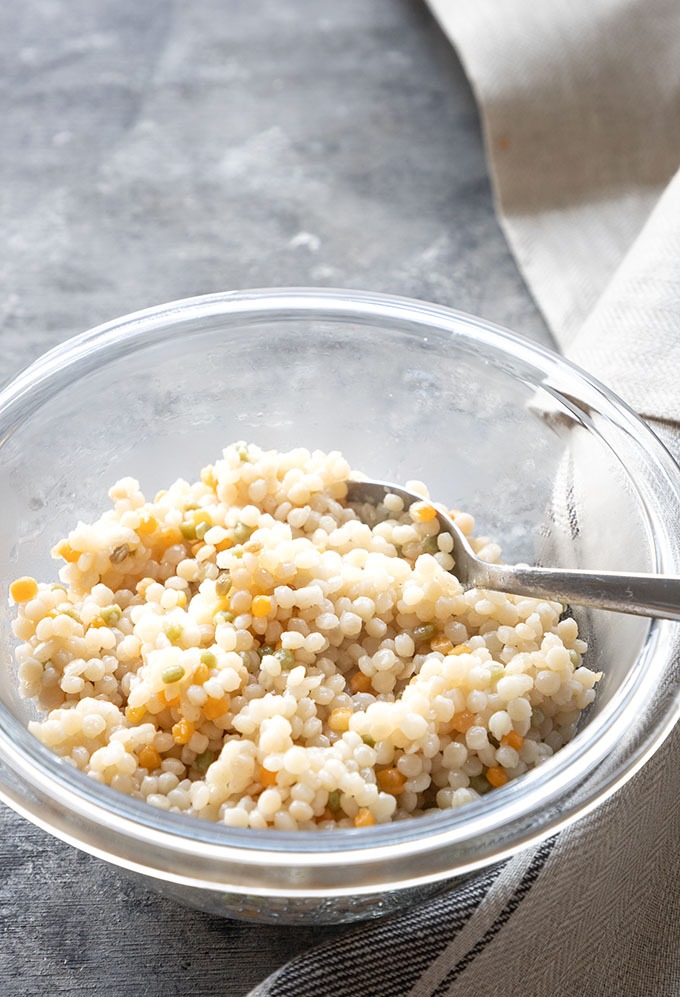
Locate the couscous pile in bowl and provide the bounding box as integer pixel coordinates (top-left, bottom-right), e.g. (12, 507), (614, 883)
(10, 443), (599, 830)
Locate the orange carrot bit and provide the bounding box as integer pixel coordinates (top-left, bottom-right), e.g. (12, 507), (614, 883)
(252, 595), (272, 618)
(159, 690), (180, 708)
(136, 515), (158, 536)
(9, 577), (39, 603)
(153, 526), (182, 552)
(411, 502), (438, 523)
(54, 541), (81, 564)
(376, 768), (406, 795)
(450, 710), (476, 733)
(349, 671), (372, 694)
(450, 643), (472, 656)
(486, 766), (509, 788)
(193, 663), (211, 685)
(328, 708), (353, 733)
(138, 746), (162, 771)
(354, 808), (376, 828)
(203, 696), (230, 720)
(125, 705), (147, 724)
(172, 718), (195, 745)
(501, 731), (524, 751)
(259, 765), (278, 787)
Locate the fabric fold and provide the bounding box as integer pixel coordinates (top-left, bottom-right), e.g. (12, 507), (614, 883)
(425, 0), (680, 347)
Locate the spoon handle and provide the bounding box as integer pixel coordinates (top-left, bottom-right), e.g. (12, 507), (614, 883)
(476, 563), (680, 622)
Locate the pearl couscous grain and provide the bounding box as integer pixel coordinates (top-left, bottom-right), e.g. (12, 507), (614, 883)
(11, 443), (599, 829)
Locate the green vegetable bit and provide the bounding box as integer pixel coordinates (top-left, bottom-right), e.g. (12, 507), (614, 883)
(421, 535), (440, 555)
(569, 650), (580, 666)
(99, 605), (122, 626)
(200, 650), (217, 668)
(257, 645), (274, 660)
(233, 522), (253, 544)
(195, 521), (210, 540)
(362, 735), (376, 748)
(166, 622), (183, 644)
(413, 623), (437, 643)
(470, 775), (492, 795)
(274, 648), (296, 670)
(327, 789), (342, 813)
(194, 749), (215, 774)
(214, 610), (234, 625)
(162, 665), (185, 684)
(179, 522), (197, 540)
(487, 662), (505, 681)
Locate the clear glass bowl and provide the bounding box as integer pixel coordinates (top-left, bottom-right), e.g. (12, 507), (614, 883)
(0, 288), (678, 924)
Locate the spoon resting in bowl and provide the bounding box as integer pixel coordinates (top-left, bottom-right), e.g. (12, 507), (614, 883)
(345, 479), (680, 622)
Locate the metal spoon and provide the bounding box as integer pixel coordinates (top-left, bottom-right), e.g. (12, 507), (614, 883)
(346, 479), (680, 622)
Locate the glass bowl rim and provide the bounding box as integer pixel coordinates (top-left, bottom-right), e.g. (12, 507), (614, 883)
(1, 287), (678, 889)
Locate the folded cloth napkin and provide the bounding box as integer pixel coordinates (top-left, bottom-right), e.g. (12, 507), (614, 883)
(251, 2), (680, 993)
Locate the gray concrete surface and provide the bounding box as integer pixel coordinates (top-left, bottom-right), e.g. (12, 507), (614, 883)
(0, 1), (552, 994)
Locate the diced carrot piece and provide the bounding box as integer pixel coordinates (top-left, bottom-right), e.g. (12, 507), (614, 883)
(501, 731), (524, 751)
(411, 503), (437, 523)
(172, 718), (195, 744)
(486, 766), (509, 788)
(354, 808), (376, 827)
(450, 710), (476, 733)
(349, 671), (372, 694)
(376, 768), (406, 795)
(259, 765), (277, 787)
(203, 696), (229, 720)
(138, 746), (162, 770)
(9, 577), (39, 603)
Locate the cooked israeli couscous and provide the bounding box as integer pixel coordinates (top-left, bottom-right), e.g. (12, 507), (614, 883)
(11, 443), (599, 829)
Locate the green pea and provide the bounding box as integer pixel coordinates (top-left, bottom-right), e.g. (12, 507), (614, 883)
(413, 623), (437, 643)
(421, 535), (440, 555)
(233, 522), (253, 544)
(274, 648), (295, 670)
(100, 605), (122, 626)
(327, 789), (342, 813)
(166, 622), (183, 644)
(200, 650), (217, 668)
(194, 749), (215, 773)
(470, 775), (492, 795)
(162, 665), (185, 684)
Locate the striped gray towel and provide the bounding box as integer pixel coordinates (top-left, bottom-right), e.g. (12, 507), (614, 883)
(251, 1), (680, 993)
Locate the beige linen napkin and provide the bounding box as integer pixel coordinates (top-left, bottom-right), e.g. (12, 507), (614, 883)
(426, 0), (680, 371)
(252, 3), (680, 994)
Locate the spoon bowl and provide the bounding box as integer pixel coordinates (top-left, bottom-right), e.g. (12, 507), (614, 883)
(346, 478), (680, 622)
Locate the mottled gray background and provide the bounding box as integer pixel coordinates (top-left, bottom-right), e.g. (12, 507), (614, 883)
(0, 1), (552, 993)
